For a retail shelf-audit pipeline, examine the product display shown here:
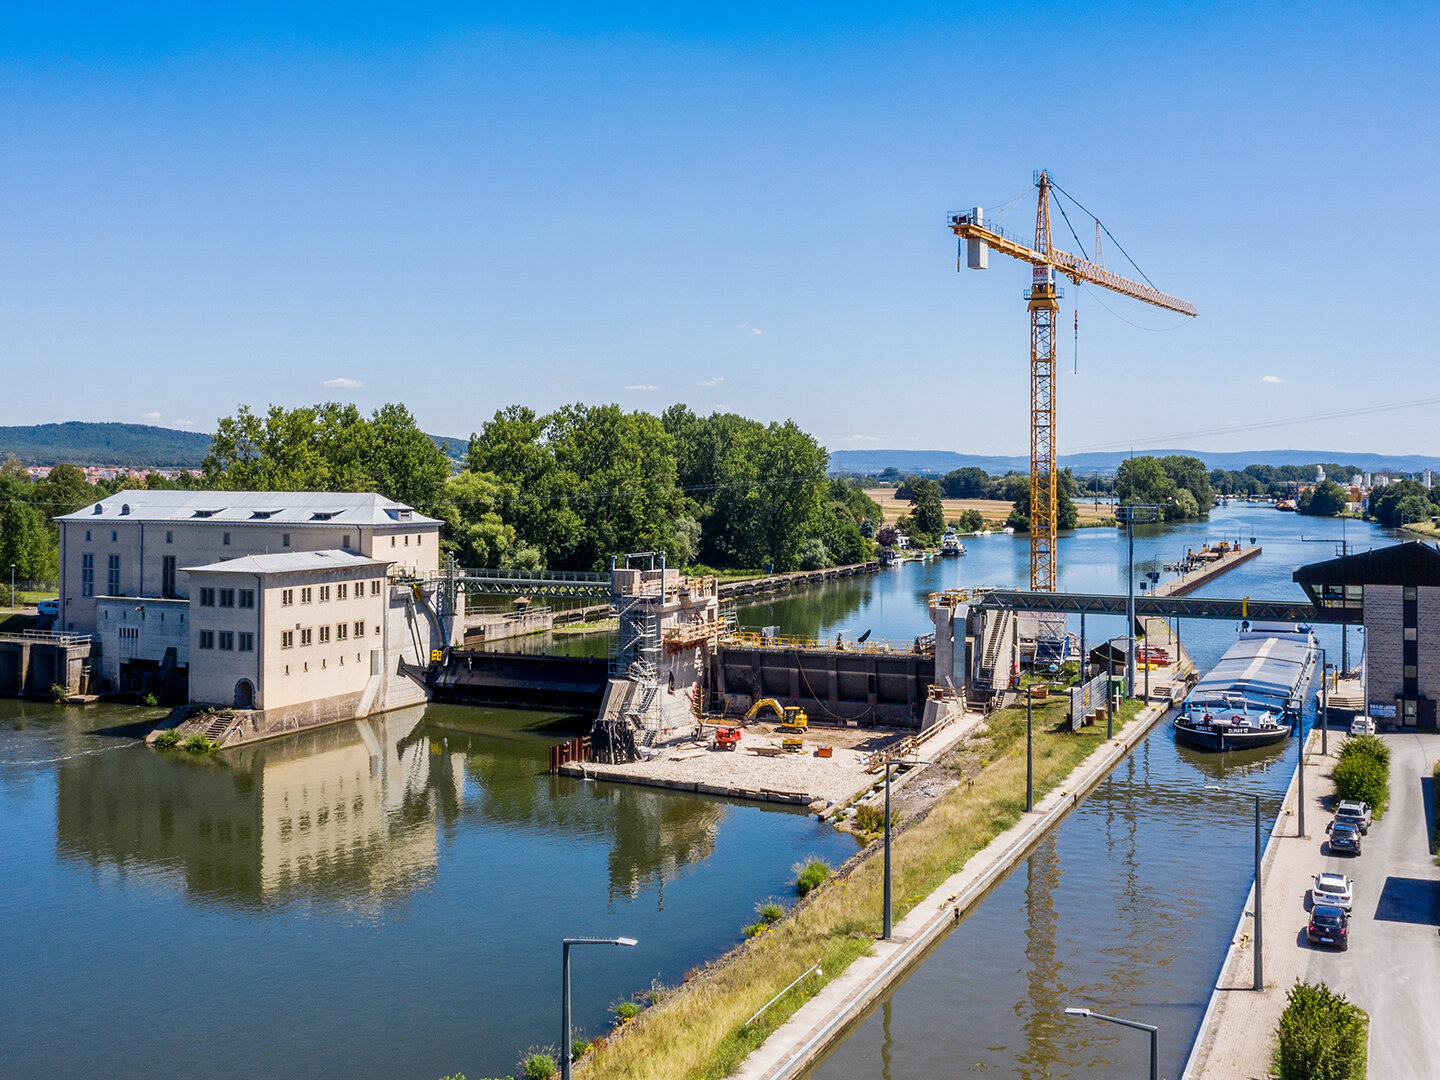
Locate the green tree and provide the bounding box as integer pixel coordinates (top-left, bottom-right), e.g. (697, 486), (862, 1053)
(908, 478), (946, 540)
(1299, 480), (1348, 517)
(438, 470), (541, 570)
(1006, 469), (1078, 532)
(940, 467), (991, 499)
(1367, 478), (1435, 527)
(956, 508), (984, 532)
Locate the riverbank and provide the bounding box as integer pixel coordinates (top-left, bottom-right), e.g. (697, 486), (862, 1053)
(576, 693), (1164, 1080)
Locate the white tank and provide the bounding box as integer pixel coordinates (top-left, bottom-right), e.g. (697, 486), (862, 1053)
(966, 206), (988, 270)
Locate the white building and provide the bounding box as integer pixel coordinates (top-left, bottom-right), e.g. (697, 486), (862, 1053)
(55, 489), (444, 693)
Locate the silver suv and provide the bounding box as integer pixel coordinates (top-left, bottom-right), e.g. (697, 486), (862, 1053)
(1333, 800), (1372, 834)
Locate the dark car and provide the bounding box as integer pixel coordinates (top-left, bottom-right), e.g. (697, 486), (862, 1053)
(1307, 904), (1350, 950)
(1328, 822), (1362, 856)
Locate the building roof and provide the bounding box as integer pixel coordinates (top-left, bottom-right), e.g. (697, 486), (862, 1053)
(57, 489), (439, 527)
(1293, 541), (1440, 588)
(182, 550), (391, 576)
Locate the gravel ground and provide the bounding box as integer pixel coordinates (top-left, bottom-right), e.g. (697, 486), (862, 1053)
(578, 725), (904, 805)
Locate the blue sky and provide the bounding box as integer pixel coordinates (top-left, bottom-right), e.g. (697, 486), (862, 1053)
(2, 3), (1436, 456)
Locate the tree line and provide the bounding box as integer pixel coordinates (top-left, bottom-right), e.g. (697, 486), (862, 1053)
(0, 401), (886, 583)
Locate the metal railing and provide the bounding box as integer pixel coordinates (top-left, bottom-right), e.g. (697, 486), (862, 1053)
(0, 629), (92, 646)
(720, 631), (934, 656)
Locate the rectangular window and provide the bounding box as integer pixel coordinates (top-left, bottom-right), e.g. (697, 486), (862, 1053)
(336, 623), (348, 641)
(281, 630), (294, 649)
(337, 583), (348, 601)
(85, 529), (91, 542)
(282, 533), (291, 547)
(107, 554), (121, 596)
(417, 533), (422, 546)
(391, 535), (396, 547)
(162, 556), (177, 598)
(219, 588), (235, 608)
(319, 625), (331, 644)
(371, 580), (381, 596)
(166, 530), (173, 544)
(282, 588), (294, 607)
(319, 585), (331, 602)
(238, 589), (254, 609)
(238, 632), (254, 652)
(343, 534), (351, 549)
(301, 587), (312, 604)
(404, 535), (409, 546)
(199, 630), (215, 649)
(81, 553), (94, 597)
(199, 587), (215, 607)
(354, 620), (365, 638)
(1404, 626), (1418, 641)
(1404, 586), (1418, 601)
(300, 628), (312, 646)
(111, 530), (118, 542)
(219, 631), (234, 650)
(223, 532), (231, 546)
(1404, 664), (1418, 679)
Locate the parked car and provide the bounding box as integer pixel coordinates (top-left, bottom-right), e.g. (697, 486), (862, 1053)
(1328, 822), (1362, 856)
(1307, 904), (1351, 950)
(37, 598), (60, 617)
(1349, 716), (1376, 736)
(1333, 800), (1373, 834)
(1311, 871), (1354, 912)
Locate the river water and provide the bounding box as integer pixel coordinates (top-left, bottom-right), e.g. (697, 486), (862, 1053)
(0, 506), (1395, 1079)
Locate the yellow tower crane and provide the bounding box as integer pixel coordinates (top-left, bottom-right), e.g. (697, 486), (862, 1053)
(949, 171), (1196, 591)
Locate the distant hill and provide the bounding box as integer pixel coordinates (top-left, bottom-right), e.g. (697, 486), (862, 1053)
(829, 448), (1440, 476)
(0, 421), (469, 470)
(0, 423), (214, 468)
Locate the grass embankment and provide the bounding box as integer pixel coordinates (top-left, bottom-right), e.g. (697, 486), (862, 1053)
(578, 694), (1148, 1080)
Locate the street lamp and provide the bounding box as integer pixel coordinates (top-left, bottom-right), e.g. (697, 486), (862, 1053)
(882, 757), (933, 939)
(1115, 504), (1158, 700)
(1205, 787), (1264, 990)
(561, 936), (637, 1080)
(1063, 1006), (1158, 1080)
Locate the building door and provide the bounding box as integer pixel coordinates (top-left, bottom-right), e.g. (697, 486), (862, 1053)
(234, 679), (255, 709)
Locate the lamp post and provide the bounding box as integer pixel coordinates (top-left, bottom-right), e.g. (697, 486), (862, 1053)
(1206, 786), (1264, 990)
(1026, 687), (1034, 812)
(882, 757), (933, 939)
(1063, 1006), (1158, 1080)
(562, 936), (637, 1080)
(1296, 704), (1307, 840)
(8, 564), (14, 609)
(1316, 647), (1329, 756)
(1115, 504), (1158, 700)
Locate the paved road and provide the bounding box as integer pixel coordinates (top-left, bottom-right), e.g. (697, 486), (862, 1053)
(1303, 731), (1440, 1080)
(1186, 730), (1440, 1078)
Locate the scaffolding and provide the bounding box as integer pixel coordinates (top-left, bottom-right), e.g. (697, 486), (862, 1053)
(610, 552), (668, 744)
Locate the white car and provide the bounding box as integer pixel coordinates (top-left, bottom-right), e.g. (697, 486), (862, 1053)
(1312, 872), (1354, 912)
(1349, 716), (1376, 736)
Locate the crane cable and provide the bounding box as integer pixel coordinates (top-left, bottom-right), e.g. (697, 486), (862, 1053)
(1048, 178), (1162, 294)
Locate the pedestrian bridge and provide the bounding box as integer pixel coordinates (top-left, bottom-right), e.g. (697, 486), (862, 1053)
(972, 590), (1359, 624)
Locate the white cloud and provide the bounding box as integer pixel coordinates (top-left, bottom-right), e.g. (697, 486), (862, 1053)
(175, 419), (197, 428)
(624, 384), (660, 391)
(845, 434), (882, 442)
(698, 376), (726, 388)
(737, 324), (764, 335)
(1260, 375), (1283, 384)
(323, 377), (365, 389)
(140, 411), (162, 422)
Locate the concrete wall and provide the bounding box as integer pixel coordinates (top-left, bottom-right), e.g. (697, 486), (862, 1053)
(58, 517), (439, 635)
(1364, 583), (1440, 727)
(95, 596), (189, 685)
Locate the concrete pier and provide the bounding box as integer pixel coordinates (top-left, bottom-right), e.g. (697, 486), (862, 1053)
(1153, 544), (1261, 599)
(717, 561), (880, 600)
(0, 631), (93, 697)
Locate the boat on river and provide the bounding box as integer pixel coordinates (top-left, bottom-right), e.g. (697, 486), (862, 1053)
(1173, 693), (1291, 751)
(1174, 621), (1317, 752)
(941, 530), (966, 556)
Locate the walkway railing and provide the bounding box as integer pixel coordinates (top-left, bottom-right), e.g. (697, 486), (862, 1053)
(720, 630), (933, 656)
(0, 629), (92, 646)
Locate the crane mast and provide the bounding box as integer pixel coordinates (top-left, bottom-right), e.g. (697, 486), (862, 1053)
(949, 171), (1196, 591)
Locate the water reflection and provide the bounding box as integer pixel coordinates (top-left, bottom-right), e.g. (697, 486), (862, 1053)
(56, 705), (464, 907)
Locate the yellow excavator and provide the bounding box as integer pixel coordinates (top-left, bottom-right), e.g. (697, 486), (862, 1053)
(742, 697), (809, 733)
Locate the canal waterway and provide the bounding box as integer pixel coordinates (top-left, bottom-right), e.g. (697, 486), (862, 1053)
(786, 506), (1393, 1080)
(0, 506), (1398, 1079)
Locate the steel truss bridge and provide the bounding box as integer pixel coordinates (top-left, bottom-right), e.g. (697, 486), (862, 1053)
(972, 589), (1359, 625)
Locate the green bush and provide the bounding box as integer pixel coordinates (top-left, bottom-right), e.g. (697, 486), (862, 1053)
(853, 804), (885, 833)
(183, 735), (216, 753)
(143, 692), (159, 707)
(793, 858), (832, 897)
(1333, 752), (1388, 815)
(153, 729), (181, 749)
(51, 683), (69, 703)
(758, 902), (785, 924)
(1338, 733), (1390, 768)
(743, 921), (767, 937)
(570, 1037), (591, 1061)
(521, 1050), (557, 1080)
(1274, 980), (1367, 1080)
(614, 1000), (641, 1022)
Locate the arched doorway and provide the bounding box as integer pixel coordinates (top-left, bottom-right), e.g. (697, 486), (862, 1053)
(234, 679), (255, 709)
